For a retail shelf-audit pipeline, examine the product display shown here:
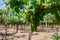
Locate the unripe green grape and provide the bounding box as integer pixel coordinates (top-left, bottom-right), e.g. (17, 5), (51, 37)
(24, 13), (30, 21)
(47, 0), (52, 3)
(36, 1), (42, 5)
(30, 16), (34, 22)
(42, 3), (49, 8)
(58, 2), (60, 4)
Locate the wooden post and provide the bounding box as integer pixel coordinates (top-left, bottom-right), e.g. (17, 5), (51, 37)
(55, 25), (59, 40)
(5, 23), (7, 40)
(28, 31), (32, 40)
(28, 24), (33, 40)
(16, 23), (18, 33)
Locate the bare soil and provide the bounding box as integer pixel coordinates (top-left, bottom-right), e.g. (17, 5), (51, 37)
(0, 24), (57, 40)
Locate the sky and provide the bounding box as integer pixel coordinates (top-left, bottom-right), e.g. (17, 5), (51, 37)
(0, 0), (6, 9)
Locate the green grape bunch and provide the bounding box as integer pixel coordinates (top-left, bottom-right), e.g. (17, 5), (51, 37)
(23, 13), (31, 22)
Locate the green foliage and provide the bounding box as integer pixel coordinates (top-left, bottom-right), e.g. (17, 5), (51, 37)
(53, 36), (60, 40)
(43, 13), (56, 24)
(3, 0), (60, 32)
(0, 9), (3, 16)
(0, 9), (3, 13)
(4, 0), (11, 5)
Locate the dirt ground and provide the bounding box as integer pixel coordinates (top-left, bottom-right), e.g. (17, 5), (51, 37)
(13, 31), (54, 40)
(0, 25), (57, 40)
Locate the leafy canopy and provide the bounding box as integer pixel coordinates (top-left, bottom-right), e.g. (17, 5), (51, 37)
(3, 0), (60, 32)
